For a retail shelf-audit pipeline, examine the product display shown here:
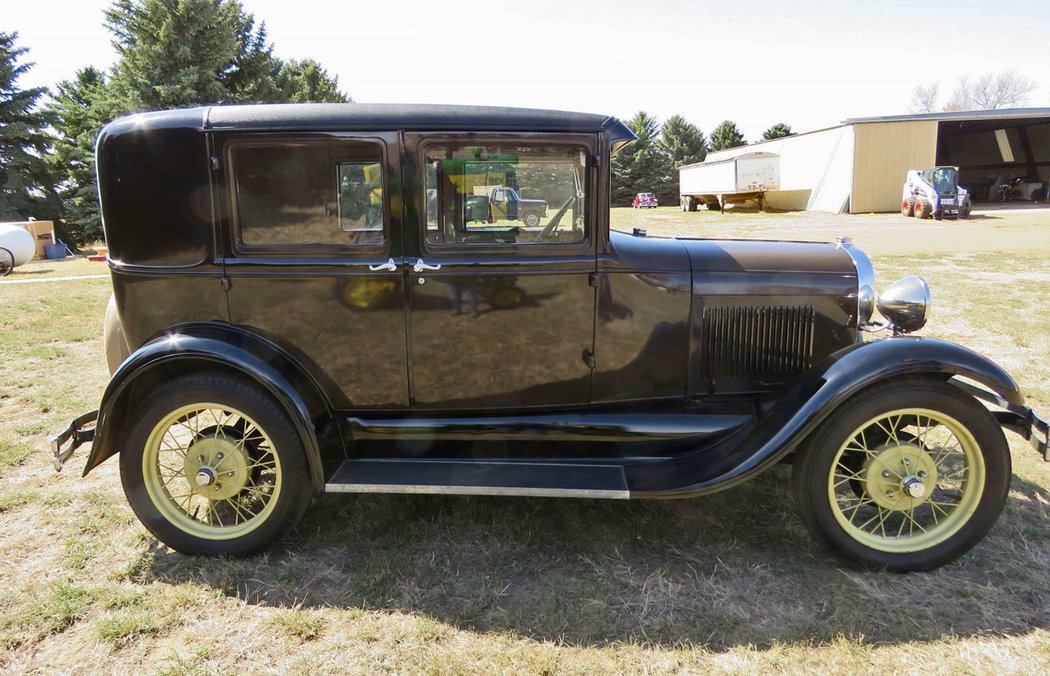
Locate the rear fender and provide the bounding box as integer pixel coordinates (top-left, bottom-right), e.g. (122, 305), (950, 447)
(83, 323), (339, 489)
(628, 336), (1022, 497)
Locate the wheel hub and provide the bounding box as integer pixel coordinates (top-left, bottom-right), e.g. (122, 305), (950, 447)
(183, 435), (250, 500)
(862, 442), (938, 510)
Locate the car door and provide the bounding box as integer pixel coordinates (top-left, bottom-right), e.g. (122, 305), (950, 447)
(219, 132), (409, 409)
(403, 133), (597, 410)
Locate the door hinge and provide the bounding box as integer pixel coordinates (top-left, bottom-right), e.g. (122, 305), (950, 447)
(210, 156), (221, 171)
(582, 348), (596, 369)
(220, 277), (231, 290)
(588, 272), (598, 287)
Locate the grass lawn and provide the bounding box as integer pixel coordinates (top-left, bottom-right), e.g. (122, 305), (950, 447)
(0, 210), (1048, 673)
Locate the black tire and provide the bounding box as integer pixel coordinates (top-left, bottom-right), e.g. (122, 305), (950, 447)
(119, 374), (312, 556)
(959, 204), (971, 219)
(705, 200), (721, 211)
(792, 380), (1010, 572)
(915, 199), (933, 219)
(523, 213), (541, 227)
(686, 196), (698, 212)
(0, 247), (13, 276)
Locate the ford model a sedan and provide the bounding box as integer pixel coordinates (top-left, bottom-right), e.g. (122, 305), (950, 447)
(53, 104), (1048, 571)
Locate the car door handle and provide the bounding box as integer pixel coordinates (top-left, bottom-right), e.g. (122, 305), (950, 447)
(412, 259), (442, 273)
(368, 258), (397, 272)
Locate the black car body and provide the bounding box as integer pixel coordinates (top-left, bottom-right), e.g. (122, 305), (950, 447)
(53, 104), (1048, 570)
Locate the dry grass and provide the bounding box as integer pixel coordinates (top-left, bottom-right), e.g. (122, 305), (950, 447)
(0, 208), (1048, 673)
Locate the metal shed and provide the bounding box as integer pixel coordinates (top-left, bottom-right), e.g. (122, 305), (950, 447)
(689, 108), (1050, 213)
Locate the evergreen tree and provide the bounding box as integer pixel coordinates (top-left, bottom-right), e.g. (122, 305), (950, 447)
(710, 120), (746, 151)
(49, 0), (350, 244)
(611, 111), (674, 204)
(276, 59), (350, 103)
(762, 123), (793, 140)
(659, 115), (707, 168)
(0, 32), (56, 221)
(48, 68), (126, 243)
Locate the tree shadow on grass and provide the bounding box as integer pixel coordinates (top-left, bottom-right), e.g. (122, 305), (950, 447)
(134, 467), (1050, 651)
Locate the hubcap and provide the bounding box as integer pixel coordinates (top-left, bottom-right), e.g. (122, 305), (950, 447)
(861, 442), (938, 510)
(195, 467), (215, 487)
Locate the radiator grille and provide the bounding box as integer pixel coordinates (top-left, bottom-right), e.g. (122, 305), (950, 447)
(700, 305), (815, 380)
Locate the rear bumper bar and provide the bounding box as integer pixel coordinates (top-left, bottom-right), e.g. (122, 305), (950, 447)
(953, 378), (1049, 460)
(51, 410), (98, 472)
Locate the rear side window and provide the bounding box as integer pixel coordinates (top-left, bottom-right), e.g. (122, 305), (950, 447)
(229, 140), (384, 248)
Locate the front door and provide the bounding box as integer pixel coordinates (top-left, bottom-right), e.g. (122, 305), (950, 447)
(404, 135), (597, 410)
(219, 132), (409, 409)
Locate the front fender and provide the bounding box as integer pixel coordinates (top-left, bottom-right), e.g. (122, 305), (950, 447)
(628, 336), (1022, 498)
(83, 323), (338, 489)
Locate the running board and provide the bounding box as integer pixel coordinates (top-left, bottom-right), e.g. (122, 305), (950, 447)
(325, 459), (630, 499)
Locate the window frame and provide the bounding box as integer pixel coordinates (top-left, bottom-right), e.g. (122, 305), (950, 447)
(418, 136), (596, 257)
(226, 136), (389, 255)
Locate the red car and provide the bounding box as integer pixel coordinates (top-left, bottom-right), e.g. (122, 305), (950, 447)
(632, 192), (658, 208)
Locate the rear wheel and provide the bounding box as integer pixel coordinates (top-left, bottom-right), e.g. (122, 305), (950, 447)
(120, 374), (312, 556)
(914, 199), (933, 219)
(792, 381), (1010, 571)
(523, 213), (541, 227)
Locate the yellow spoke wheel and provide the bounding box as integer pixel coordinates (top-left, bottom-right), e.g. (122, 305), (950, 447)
(827, 408), (984, 553)
(793, 381), (1010, 572)
(142, 404), (283, 540)
(120, 375), (311, 556)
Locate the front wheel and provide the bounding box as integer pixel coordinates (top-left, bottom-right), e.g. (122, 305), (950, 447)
(792, 380), (1010, 571)
(120, 374), (312, 556)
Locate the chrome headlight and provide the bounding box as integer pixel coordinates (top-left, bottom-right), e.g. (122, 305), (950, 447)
(836, 237), (876, 325)
(877, 276), (931, 334)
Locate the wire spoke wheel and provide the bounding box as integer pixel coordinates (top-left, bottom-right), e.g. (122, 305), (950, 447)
(793, 381), (1010, 571)
(828, 408), (984, 552)
(142, 403), (283, 541)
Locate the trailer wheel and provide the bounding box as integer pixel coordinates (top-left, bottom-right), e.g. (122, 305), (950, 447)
(687, 196), (698, 212)
(901, 198), (915, 217)
(706, 200), (721, 211)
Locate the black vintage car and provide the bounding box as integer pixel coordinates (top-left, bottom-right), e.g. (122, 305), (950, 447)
(53, 104), (1048, 571)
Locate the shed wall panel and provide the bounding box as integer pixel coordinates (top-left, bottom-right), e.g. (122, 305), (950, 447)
(851, 121), (937, 212)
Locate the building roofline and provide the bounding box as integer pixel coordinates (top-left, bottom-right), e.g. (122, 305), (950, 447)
(845, 107), (1050, 124)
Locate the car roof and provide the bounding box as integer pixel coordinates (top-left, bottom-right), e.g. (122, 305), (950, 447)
(103, 103), (633, 136)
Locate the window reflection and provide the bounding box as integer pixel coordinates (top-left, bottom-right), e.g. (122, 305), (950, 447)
(424, 145), (586, 246)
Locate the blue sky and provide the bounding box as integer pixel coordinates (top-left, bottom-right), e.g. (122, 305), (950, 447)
(9, 0), (1050, 140)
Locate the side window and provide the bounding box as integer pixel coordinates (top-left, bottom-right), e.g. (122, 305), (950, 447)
(230, 140), (384, 248)
(424, 144), (587, 247)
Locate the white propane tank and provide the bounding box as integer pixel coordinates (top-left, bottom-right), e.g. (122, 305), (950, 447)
(0, 224), (36, 267)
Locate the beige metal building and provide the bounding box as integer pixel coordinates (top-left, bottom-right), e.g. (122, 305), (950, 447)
(692, 108), (1050, 213)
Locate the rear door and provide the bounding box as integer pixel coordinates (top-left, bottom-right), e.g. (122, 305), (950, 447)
(402, 133), (597, 410)
(218, 132), (409, 409)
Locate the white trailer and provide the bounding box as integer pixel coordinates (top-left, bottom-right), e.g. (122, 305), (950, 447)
(679, 152), (780, 212)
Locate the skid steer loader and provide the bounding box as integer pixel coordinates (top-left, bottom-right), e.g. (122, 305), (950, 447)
(902, 166), (971, 219)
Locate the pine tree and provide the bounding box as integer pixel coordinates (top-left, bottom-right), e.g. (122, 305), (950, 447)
(710, 120), (746, 151)
(659, 115), (707, 168)
(49, 0), (349, 244)
(276, 59), (350, 103)
(48, 68), (126, 243)
(762, 123), (793, 140)
(0, 32), (56, 221)
(611, 111), (674, 204)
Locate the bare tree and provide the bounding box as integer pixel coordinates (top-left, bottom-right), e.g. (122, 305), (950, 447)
(912, 70), (1037, 113)
(946, 71), (1036, 111)
(969, 70), (1036, 109)
(911, 83), (940, 113)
